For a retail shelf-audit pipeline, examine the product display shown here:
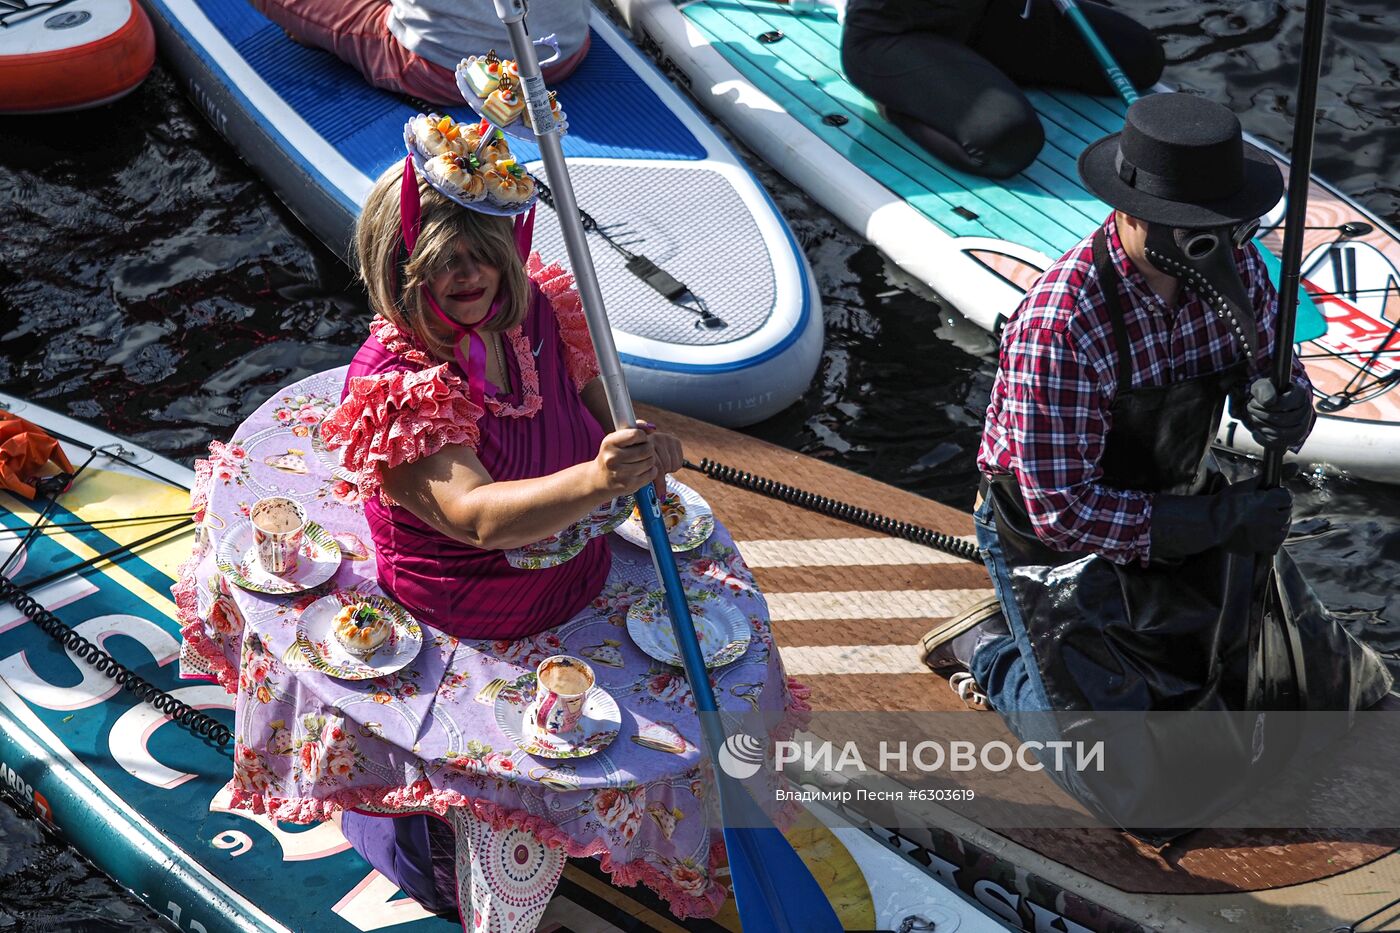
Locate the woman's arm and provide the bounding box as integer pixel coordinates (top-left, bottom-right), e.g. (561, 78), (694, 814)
(380, 426), (656, 550)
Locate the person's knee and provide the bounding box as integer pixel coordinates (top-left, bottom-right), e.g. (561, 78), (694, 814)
(956, 100), (1044, 178)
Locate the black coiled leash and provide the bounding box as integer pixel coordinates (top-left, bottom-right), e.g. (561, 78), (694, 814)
(0, 572), (232, 749)
(684, 458), (981, 564)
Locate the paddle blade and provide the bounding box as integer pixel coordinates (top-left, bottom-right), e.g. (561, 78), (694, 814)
(719, 779), (842, 933)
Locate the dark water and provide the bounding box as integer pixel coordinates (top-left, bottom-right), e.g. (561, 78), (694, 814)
(0, 0), (1397, 925)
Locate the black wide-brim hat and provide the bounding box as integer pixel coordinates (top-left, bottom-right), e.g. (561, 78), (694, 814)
(1078, 92), (1284, 228)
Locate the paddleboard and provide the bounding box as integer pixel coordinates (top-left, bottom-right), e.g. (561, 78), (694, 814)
(0, 0), (155, 113)
(610, 0), (1400, 481)
(0, 391), (1002, 932)
(135, 0), (822, 428)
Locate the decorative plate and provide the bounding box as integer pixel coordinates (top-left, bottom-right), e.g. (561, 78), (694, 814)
(402, 119), (538, 216)
(495, 674), (621, 759)
(216, 519), (342, 595)
(614, 479), (715, 553)
(626, 587), (750, 669)
(295, 592), (424, 680)
(312, 417), (356, 484)
(504, 496), (634, 570)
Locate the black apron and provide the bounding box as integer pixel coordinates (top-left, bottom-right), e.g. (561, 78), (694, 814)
(983, 230), (1391, 829)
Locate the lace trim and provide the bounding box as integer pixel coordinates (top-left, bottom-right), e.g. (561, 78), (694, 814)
(320, 364), (484, 505)
(528, 254), (599, 391)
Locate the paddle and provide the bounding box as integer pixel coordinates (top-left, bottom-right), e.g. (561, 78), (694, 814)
(492, 4), (841, 929)
(1242, 0), (1332, 713)
(1048, 0), (1138, 105)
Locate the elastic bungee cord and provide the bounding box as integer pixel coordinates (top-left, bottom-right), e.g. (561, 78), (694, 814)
(0, 434), (233, 750)
(0, 573), (230, 748)
(684, 458), (981, 563)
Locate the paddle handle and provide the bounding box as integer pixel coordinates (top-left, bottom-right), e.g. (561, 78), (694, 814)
(1051, 0), (1138, 106)
(1262, 0), (1328, 490)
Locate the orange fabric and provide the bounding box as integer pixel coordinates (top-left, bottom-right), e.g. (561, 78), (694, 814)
(0, 413), (75, 500)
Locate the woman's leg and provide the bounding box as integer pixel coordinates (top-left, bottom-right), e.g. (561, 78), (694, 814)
(971, 0), (1165, 94)
(246, 0), (462, 105)
(842, 24), (1044, 178)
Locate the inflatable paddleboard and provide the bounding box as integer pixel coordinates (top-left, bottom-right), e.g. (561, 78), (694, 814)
(0, 0), (154, 113)
(612, 0), (1400, 482)
(0, 392), (1002, 932)
(136, 0), (822, 428)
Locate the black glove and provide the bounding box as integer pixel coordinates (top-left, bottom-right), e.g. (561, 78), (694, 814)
(1243, 377), (1314, 449)
(1149, 476), (1293, 560)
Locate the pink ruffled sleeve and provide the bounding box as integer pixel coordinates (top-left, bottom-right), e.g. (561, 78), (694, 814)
(320, 363), (484, 505)
(528, 254), (600, 392)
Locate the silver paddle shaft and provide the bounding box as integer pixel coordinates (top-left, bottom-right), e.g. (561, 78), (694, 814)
(492, 0), (635, 432)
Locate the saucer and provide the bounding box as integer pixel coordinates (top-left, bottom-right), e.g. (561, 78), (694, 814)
(626, 587), (750, 669)
(216, 519), (341, 595)
(614, 479), (714, 553)
(495, 674), (621, 759)
(295, 592), (423, 680)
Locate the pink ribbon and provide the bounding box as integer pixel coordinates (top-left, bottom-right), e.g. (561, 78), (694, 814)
(399, 156), (537, 409)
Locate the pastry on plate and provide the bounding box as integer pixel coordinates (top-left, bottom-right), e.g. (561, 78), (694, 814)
(632, 492), (687, 531)
(482, 158), (534, 206)
(334, 602), (391, 656)
(480, 75), (525, 126)
(423, 152), (486, 202)
(462, 50), (504, 96)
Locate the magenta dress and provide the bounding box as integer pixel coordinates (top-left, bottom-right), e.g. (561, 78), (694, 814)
(320, 257), (610, 640)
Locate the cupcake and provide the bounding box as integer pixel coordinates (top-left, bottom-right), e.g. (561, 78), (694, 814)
(423, 152), (486, 203)
(482, 158), (534, 206)
(334, 603), (391, 656)
(410, 114), (464, 159)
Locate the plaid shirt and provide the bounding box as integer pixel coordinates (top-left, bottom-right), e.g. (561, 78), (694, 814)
(978, 213), (1312, 565)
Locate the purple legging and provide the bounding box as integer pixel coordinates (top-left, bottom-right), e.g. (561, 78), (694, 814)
(341, 811), (460, 918)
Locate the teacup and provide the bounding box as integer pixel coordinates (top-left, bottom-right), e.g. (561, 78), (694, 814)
(533, 655), (595, 736)
(251, 496), (306, 575)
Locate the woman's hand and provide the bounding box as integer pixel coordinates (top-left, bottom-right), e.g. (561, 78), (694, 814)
(638, 421), (684, 497)
(592, 427), (656, 498)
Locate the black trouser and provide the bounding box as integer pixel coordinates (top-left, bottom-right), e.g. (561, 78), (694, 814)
(841, 0), (1164, 178)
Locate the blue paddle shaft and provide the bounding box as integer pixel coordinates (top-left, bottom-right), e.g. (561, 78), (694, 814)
(1051, 0), (1139, 106)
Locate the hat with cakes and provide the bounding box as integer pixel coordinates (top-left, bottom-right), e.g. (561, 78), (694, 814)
(396, 40), (571, 410)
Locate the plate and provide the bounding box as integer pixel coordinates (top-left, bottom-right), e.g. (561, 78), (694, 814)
(504, 496), (633, 570)
(312, 417), (356, 484)
(626, 587), (751, 669)
(495, 674), (621, 759)
(402, 118), (538, 216)
(614, 479), (714, 553)
(295, 592), (424, 680)
(216, 519), (342, 595)
(452, 49), (569, 142)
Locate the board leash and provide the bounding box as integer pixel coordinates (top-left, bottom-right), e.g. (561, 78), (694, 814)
(683, 458), (981, 563)
(0, 540), (231, 750)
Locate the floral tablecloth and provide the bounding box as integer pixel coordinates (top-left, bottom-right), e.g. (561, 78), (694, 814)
(173, 367), (807, 920)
